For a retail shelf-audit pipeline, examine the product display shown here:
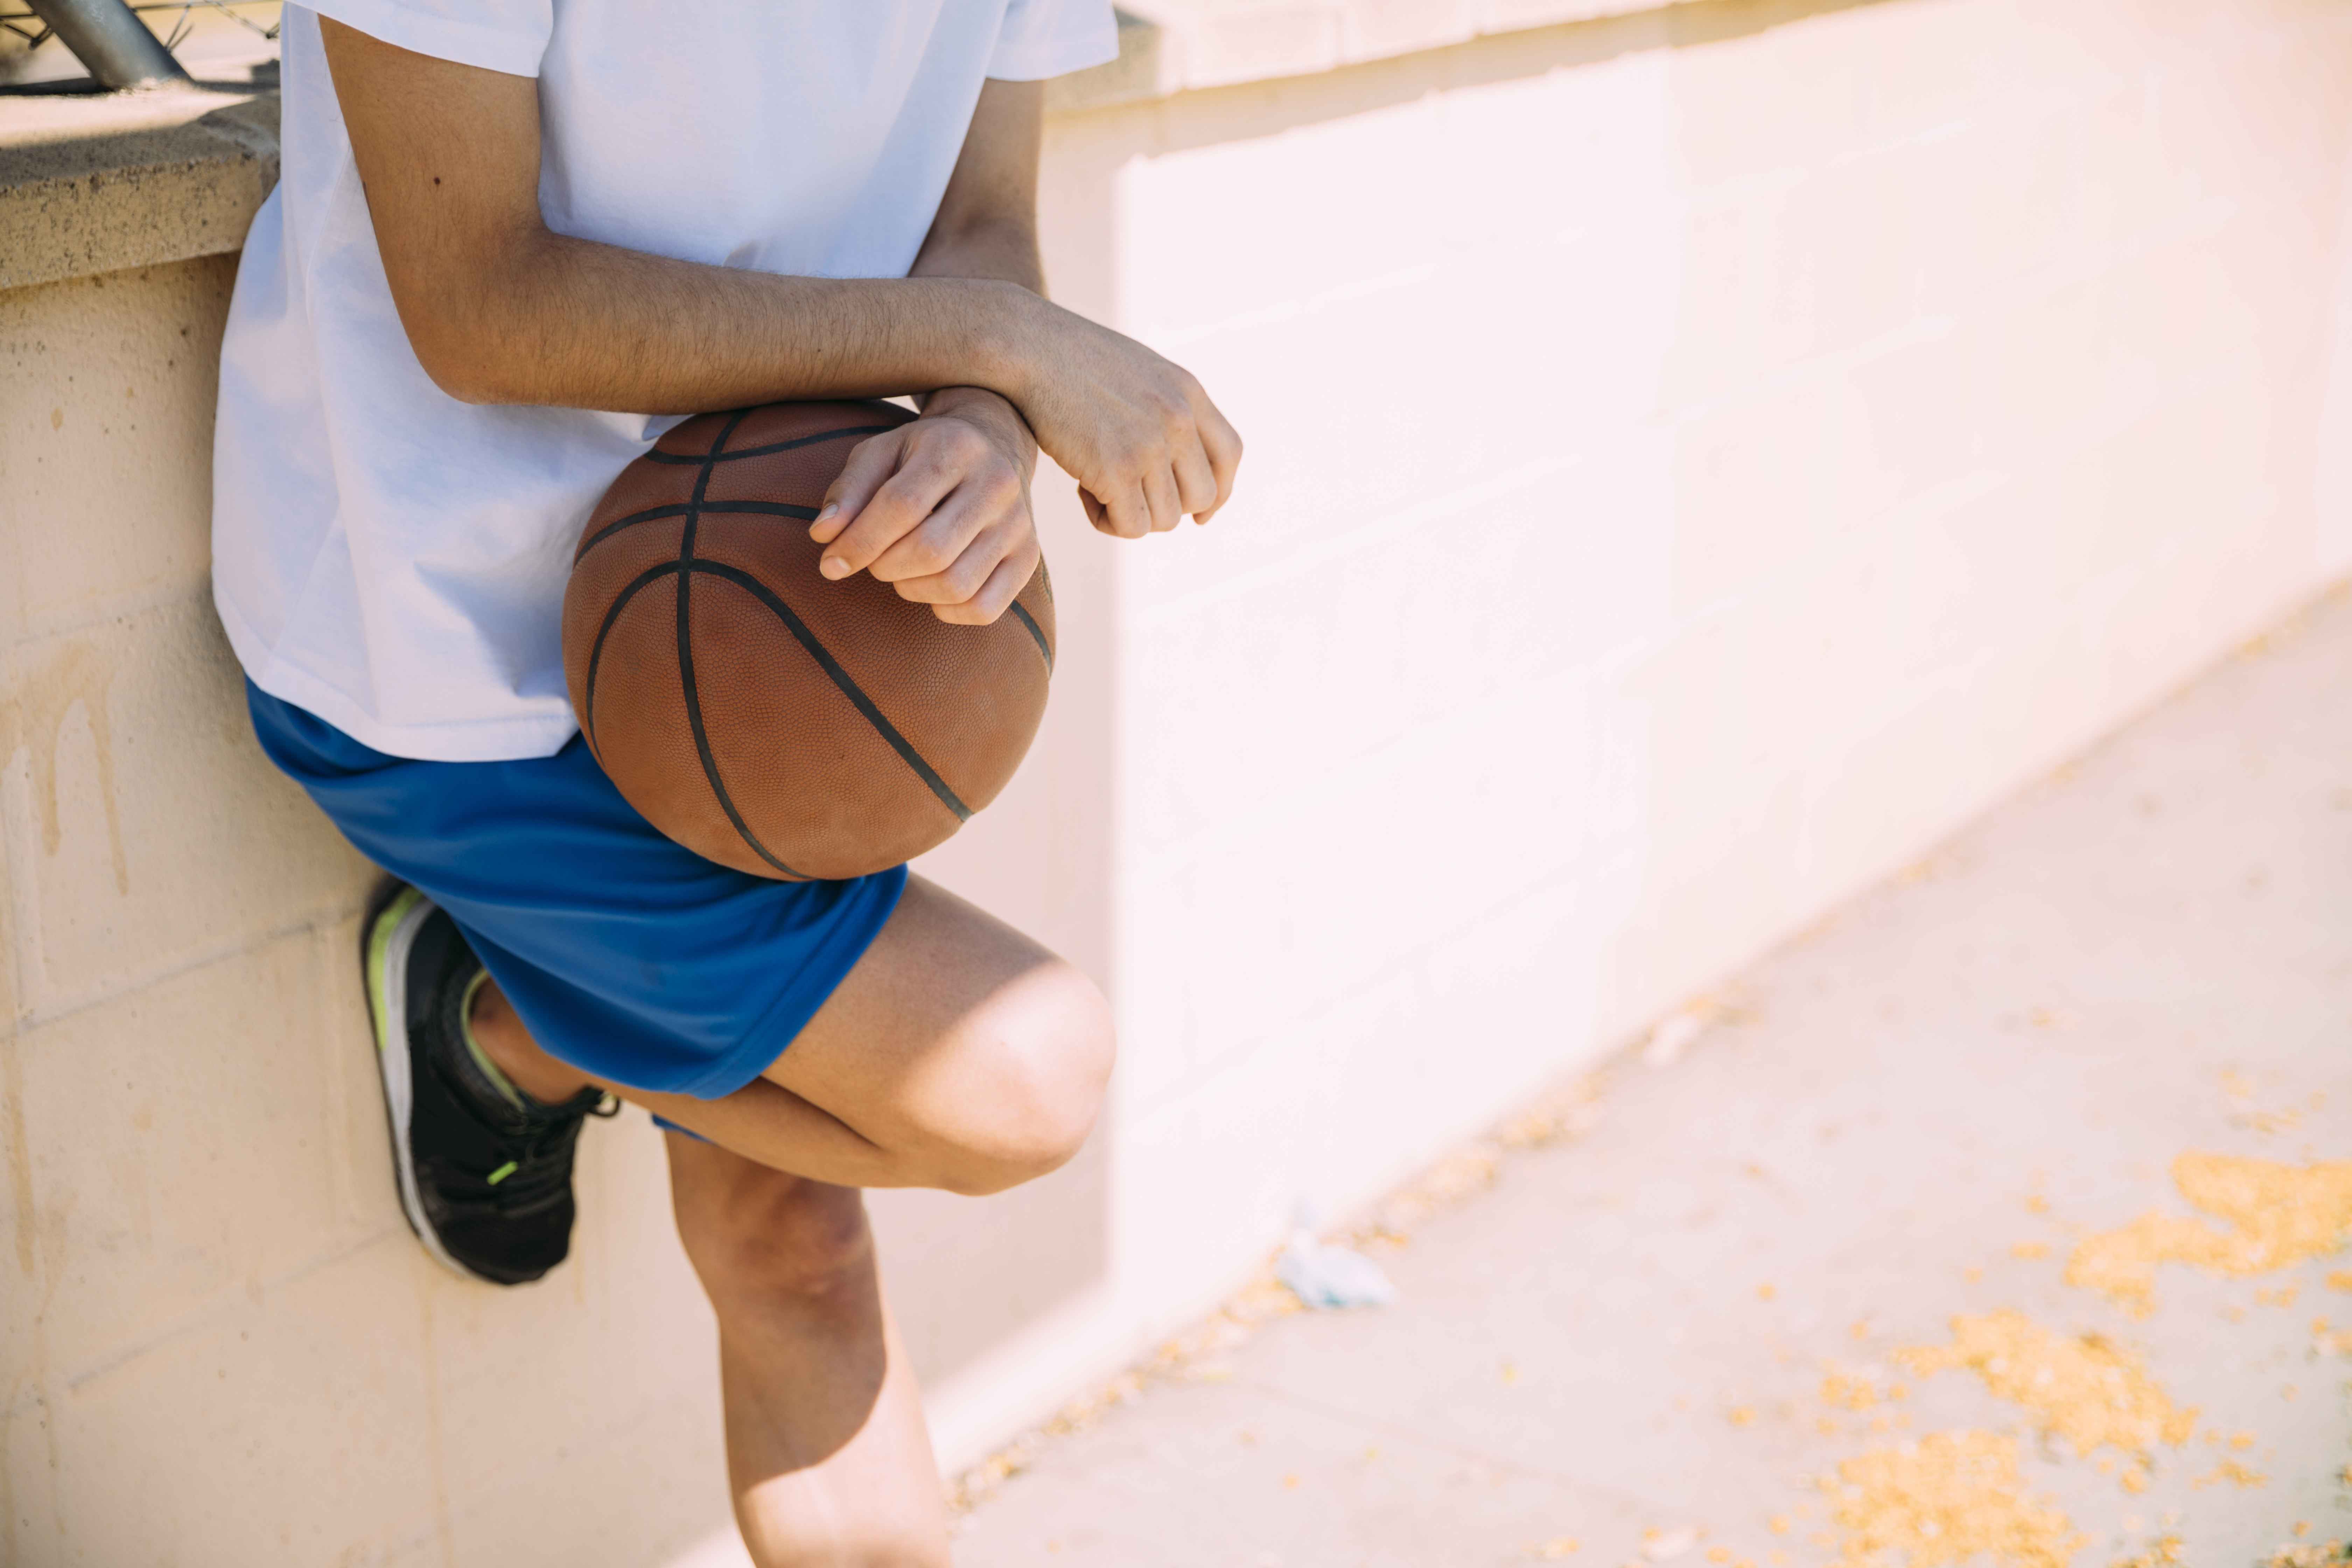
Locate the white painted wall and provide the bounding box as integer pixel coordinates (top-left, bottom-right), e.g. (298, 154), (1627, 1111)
(910, 0), (2352, 1465)
(2315, 108), (2352, 581)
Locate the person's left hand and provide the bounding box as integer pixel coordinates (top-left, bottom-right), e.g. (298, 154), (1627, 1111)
(808, 387), (1041, 625)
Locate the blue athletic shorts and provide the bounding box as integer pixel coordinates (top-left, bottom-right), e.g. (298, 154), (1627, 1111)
(246, 679), (906, 1099)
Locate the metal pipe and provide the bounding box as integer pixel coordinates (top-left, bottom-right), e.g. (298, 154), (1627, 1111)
(24, 0), (190, 89)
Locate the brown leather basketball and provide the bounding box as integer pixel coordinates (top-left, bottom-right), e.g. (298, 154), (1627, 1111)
(561, 401), (1054, 881)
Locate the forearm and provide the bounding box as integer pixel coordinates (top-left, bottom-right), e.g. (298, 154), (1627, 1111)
(419, 228), (1041, 413)
(325, 20), (1233, 532)
(905, 216), (1045, 422)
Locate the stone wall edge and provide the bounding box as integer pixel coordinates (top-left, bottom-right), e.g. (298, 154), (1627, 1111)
(0, 89), (278, 291)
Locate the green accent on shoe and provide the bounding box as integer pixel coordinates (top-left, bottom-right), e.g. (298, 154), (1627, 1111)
(486, 1160), (519, 1185)
(365, 886), (426, 1060)
(457, 967), (530, 1113)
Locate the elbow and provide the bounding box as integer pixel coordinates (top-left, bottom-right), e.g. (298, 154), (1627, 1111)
(405, 310), (525, 406)
(387, 247), (547, 406)
(420, 367), (505, 407)
(420, 359), (507, 407)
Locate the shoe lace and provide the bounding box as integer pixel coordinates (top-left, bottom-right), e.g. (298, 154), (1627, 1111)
(485, 1092), (620, 1210)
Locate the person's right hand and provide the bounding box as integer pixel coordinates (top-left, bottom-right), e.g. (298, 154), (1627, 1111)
(1007, 299), (1244, 537)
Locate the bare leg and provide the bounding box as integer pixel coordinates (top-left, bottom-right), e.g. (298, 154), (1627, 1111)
(463, 876), (1115, 1564)
(470, 875), (1115, 1194)
(468, 978), (593, 1103)
(667, 1133), (948, 1567)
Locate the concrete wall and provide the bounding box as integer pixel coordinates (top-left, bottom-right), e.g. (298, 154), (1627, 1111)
(0, 259), (738, 1567)
(5, 0), (2351, 1562)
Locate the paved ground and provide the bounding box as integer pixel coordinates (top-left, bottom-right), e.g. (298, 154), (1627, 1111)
(951, 589), (2352, 1568)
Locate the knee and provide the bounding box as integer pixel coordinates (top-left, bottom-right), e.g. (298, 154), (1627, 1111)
(929, 961), (1115, 1198)
(676, 1171), (873, 1313)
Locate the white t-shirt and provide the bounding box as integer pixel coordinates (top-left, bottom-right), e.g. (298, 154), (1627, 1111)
(212, 0), (1116, 761)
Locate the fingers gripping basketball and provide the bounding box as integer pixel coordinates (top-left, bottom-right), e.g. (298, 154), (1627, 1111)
(561, 402), (1055, 881)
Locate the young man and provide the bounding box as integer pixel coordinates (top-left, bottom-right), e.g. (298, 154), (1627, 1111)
(210, 2), (1241, 1560)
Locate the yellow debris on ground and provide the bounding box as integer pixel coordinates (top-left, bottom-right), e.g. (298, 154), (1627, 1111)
(2193, 1459), (2268, 1488)
(1895, 1311), (2196, 1459)
(2260, 1542), (2352, 1568)
(1496, 1079), (1603, 1149)
(2065, 1153), (2352, 1315)
(2112, 1533), (2184, 1568)
(1372, 1144), (1503, 1236)
(1821, 1431), (2082, 1568)
(946, 1248), (1307, 1510)
(1820, 1370), (1886, 1411)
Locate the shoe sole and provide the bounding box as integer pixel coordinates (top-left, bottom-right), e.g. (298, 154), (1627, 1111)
(361, 881), (499, 1286)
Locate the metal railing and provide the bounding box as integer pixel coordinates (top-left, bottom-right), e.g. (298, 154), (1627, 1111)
(1, 0), (277, 89)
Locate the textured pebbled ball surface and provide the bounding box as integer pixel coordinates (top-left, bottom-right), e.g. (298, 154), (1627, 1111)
(561, 401), (1056, 881)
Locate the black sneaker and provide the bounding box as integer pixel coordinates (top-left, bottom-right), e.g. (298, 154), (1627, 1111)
(361, 883), (616, 1285)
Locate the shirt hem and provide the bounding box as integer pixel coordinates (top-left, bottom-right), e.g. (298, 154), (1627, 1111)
(987, 34), (1122, 81)
(216, 588), (582, 763)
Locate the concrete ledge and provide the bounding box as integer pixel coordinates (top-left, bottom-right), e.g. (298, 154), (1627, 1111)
(1049, 0), (1702, 111)
(0, 86), (278, 292)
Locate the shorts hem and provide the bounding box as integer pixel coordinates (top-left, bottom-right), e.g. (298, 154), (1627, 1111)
(660, 863), (909, 1101)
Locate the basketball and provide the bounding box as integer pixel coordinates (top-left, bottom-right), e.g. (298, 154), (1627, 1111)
(561, 401), (1055, 882)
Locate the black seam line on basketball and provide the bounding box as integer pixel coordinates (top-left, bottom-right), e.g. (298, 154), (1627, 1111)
(1007, 601), (1054, 674)
(701, 500), (821, 520)
(674, 413), (809, 880)
(642, 424), (901, 466)
(689, 560), (974, 823)
(575, 503), (693, 560)
(582, 560), (682, 761)
(576, 499), (820, 561)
